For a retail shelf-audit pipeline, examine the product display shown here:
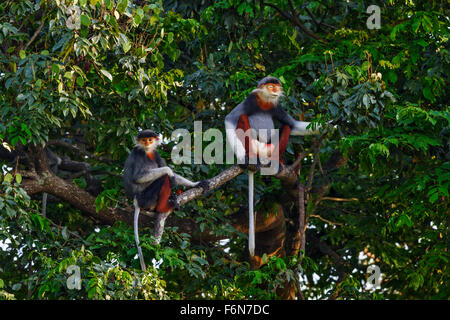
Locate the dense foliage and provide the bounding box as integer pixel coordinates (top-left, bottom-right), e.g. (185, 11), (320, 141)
(0, 0), (448, 300)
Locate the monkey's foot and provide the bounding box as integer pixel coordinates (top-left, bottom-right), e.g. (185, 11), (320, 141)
(237, 156), (250, 169)
(248, 158), (262, 172)
(197, 179), (210, 193)
(168, 194), (179, 210)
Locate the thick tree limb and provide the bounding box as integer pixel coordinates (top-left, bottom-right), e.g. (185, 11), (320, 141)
(13, 140), (347, 279)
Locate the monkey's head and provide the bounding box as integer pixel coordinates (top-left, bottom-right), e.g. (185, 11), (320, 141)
(252, 76), (284, 110)
(135, 129), (160, 154)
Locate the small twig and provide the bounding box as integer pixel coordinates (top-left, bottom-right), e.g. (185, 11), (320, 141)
(47, 218), (86, 242)
(317, 156), (325, 176)
(287, 0), (327, 43)
(262, 1), (326, 42)
(298, 183), (306, 254)
(321, 197), (359, 202)
(13, 156), (19, 178)
(305, 7), (337, 31)
(24, 19), (45, 51)
(291, 130), (328, 169)
(306, 145), (321, 193)
(309, 214), (343, 226)
(47, 140), (114, 164)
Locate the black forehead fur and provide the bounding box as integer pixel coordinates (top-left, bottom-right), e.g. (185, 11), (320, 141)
(137, 129), (158, 139)
(257, 76), (281, 87)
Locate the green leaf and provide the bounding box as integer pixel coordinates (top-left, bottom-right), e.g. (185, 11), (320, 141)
(429, 192), (438, 203)
(19, 50), (26, 59)
(62, 227), (69, 240)
(76, 76), (85, 86)
(104, 0), (113, 10)
(12, 283), (22, 291)
(122, 40), (131, 53)
(4, 173), (13, 183)
(117, 0), (128, 14)
(80, 14), (90, 27)
(416, 39), (428, 47)
(134, 13), (142, 25)
(423, 87), (435, 101)
(411, 19), (421, 33)
(64, 71), (73, 80)
(100, 69), (113, 82)
(52, 63), (59, 74)
(167, 32), (174, 44)
(387, 71), (398, 84)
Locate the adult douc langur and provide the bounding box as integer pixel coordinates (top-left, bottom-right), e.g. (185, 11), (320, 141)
(225, 76), (322, 258)
(123, 129), (208, 271)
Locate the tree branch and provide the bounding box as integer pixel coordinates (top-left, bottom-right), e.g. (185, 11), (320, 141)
(47, 140), (114, 164)
(262, 1), (327, 43)
(287, 0), (327, 42)
(304, 7), (337, 31)
(321, 196), (359, 202)
(23, 19), (45, 51)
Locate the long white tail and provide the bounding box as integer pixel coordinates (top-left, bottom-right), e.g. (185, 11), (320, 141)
(133, 198), (147, 272)
(248, 171), (255, 257)
(41, 192), (48, 217)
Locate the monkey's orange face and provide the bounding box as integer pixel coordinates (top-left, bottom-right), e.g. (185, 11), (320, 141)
(138, 137), (158, 148)
(259, 83), (282, 97)
(254, 82), (283, 110)
(265, 83), (281, 94)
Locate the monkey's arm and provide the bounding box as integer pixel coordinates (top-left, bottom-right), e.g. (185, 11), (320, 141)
(135, 167), (174, 184)
(291, 120), (321, 135)
(225, 104), (247, 162)
(274, 107), (321, 136)
(173, 173), (200, 187)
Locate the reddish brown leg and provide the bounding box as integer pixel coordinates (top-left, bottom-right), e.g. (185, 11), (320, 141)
(236, 114), (251, 156)
(156, 175), (173, 213)
(278, 125), (291, 164)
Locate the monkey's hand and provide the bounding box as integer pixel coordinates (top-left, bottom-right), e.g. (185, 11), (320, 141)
(196, 179), (210, 193)
(169, 175), (177, 188)
(165, 166), (175, 177)
(328, 119), (342, 128)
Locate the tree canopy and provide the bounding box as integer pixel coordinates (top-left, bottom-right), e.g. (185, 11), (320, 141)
(0, 0), (448, 300)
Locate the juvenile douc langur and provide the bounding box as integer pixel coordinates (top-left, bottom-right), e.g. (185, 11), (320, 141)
(123, 129), (208, 271)
(225, 76), (323, 258)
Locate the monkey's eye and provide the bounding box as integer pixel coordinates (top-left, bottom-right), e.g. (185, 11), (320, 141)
(140, 138), (152, 144)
